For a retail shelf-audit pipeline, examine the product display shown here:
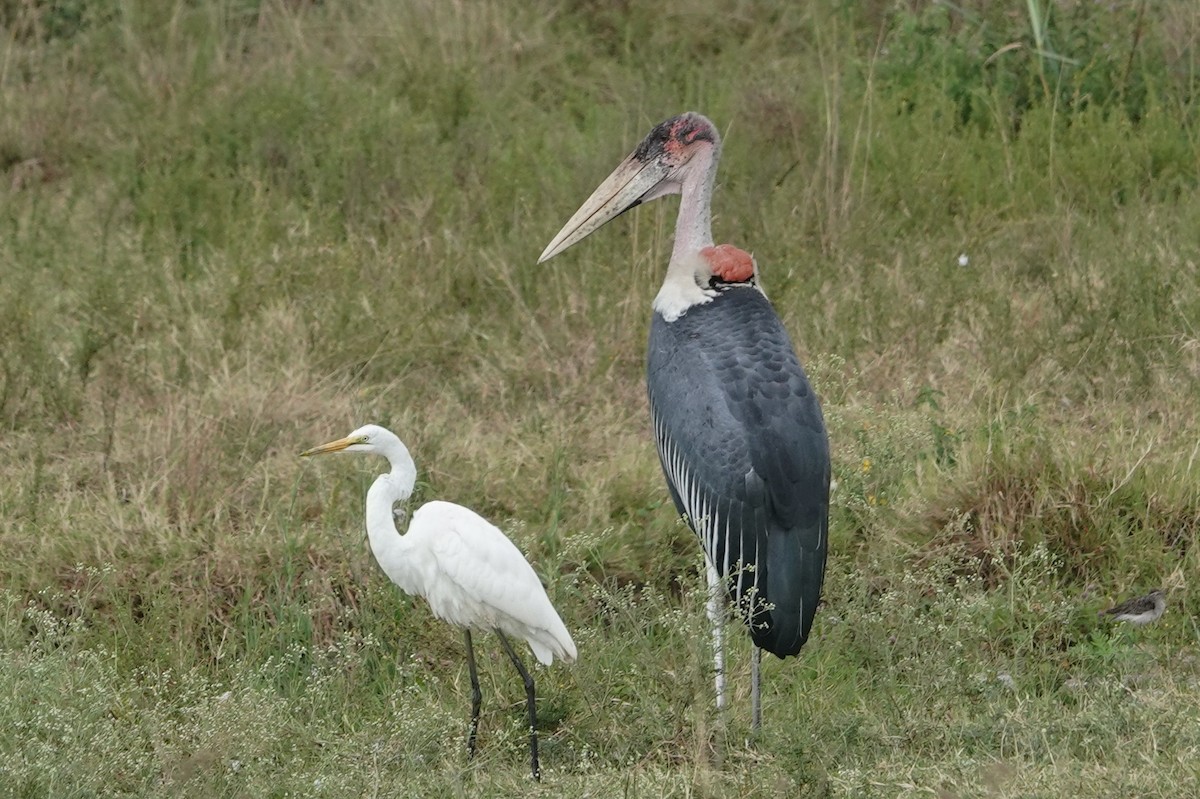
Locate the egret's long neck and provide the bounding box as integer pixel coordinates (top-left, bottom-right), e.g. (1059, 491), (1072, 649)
(363, 446), (419, 590)
(655, 144), (720, 322)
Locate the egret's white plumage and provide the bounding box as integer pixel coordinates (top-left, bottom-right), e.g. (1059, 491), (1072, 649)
(302, 423), (574, 780)
(377, 499), (575, 665)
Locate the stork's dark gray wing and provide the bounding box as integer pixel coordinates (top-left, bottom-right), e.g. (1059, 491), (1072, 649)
(647, 286), (829, 657)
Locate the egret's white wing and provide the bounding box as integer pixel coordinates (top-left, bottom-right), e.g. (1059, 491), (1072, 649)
(406, 500), (576, 665)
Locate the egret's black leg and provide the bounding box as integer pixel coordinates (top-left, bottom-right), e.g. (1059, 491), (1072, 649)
(464, 630), (482, 758)
(496, 630), (539, 782)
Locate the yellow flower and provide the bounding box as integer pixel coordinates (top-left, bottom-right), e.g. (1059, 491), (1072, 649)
(861, 457), (872, 474)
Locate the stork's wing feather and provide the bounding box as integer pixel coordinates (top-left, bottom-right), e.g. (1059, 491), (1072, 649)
(406, 501), (576, 664)
(648, 287), (829, 657)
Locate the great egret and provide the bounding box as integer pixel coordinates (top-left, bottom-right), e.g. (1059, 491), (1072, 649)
(539, 113), (829, 729)
(301, 424), (576, 781)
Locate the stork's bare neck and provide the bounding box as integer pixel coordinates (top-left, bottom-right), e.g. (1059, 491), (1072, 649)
(664, 116), (719, 258)
(651, 118), (761, 320)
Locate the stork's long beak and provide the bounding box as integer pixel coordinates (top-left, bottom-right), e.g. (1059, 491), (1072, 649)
(300, 435), (359, 457)
(538, 152), (672, 263)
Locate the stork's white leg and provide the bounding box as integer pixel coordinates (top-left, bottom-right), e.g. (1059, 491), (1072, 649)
(705, 558), (727, 711)
(750, 645), (762, 731)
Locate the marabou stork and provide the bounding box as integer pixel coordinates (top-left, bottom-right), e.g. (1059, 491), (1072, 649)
(539, 113), (829, 728)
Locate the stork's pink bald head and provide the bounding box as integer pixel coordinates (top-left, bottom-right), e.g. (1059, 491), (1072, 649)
(635, 113), (720, 168)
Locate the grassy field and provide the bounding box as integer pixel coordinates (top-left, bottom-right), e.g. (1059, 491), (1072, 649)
(2, 0), (1199, 795)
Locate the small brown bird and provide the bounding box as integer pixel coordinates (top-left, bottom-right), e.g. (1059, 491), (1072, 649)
(1102, 589), (1166, 626)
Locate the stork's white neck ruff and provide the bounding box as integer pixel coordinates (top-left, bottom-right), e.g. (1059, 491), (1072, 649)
(653, 250), (717, 322)
(652, 246), (760, 323)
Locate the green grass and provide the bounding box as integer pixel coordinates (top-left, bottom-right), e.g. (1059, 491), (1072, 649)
(2, 0), (1200, 795)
